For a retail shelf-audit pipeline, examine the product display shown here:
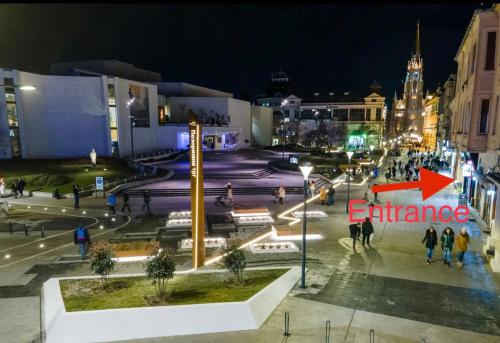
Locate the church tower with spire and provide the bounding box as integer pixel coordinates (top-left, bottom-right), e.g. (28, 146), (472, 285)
(402, 20), (425, 137)
(389, 21), (425, 142)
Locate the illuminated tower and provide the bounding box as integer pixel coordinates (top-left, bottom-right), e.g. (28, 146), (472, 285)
(402, 21), (424, 139)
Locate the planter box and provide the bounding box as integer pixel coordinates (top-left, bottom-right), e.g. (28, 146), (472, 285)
(43, 266), (300, 343)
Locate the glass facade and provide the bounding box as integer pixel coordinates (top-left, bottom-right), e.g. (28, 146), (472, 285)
(108, 84), (119, 156)
(4, 78), (21, 158)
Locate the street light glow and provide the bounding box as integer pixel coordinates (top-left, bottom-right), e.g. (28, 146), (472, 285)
(299, 162), (314, 180)
(19, 85), (36, 91)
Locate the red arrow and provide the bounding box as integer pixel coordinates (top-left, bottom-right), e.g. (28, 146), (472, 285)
(371, 168), (454, 201)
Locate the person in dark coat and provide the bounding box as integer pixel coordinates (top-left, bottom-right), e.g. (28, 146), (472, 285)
(361, 217), (374, 247)
(142, 190), (151, 213)
(72, 185), (80, 209)
(73, 223), (91, 260)
(422, 226), (438, 264)
(121, 191), (131, 214)
(349, 223), (361, 251)
(441, 227), (454, 267)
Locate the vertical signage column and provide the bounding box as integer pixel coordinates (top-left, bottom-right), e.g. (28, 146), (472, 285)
(189, 110), (205, 268)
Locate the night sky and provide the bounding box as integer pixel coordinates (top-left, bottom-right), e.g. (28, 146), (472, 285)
(0, 3), (491, 101)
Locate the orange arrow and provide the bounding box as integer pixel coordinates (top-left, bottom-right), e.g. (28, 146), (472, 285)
(371, 168), (454, 201)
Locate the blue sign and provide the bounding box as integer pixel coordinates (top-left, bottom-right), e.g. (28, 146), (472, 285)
(95, 176), (104, 191)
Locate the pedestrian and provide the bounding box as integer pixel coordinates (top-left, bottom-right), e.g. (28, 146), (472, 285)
(327, 187), (335, 206)
(278, 186), (285, 205)
(121, 191), (131, 214)
(310, 181), (316, 197)
(422, 226), (438, 264)
(441, 227), (454, 267)
(16, 177), (26, 198)
(226, 183), (233, 205)
(361, 217), (374, 247)
(319, 187), (327, 205)
(272, 188), (279, 203)
(0, 178), (5, 198)
(455, 227), (470, 268)
(73, 223), (91, 260)
(349, 223), (361, 251)
(11, 182), (18, 199)
(72, 185), (80, 209)
(385, 170), (391, 183)
(107, 193), (116, 215)
(391, 166), (396, 178)
(142, 190), (151, 213)
(373, 183), (378, 201)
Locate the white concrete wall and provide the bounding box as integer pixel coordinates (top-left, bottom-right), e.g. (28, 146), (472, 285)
(15, 71), (110, 159)
(251, 105), (273, 147)
(43, 267), (300, 343)
(228, 98), (251, 148)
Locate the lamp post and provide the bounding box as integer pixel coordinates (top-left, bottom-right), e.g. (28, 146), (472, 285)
(281, 100), (288, 160)
(346, 151), (354, 213)
(314, 110), (319, 147)
(299, 162), (314, 289)
(128, 116), (135, 157)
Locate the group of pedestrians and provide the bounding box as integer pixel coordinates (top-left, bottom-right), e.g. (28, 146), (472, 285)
(349, 217), (374, 252)
(105, 190), (151, 215)
(421, 226), (470, 268)
(318, 186), (335, 206)
(10, 177), (26, 198)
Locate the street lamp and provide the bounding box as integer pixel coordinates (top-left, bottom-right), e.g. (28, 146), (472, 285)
(299, 161), (314, 289)
(346, 151), (354, 213)
(128, 116), (135, 157)
(281, 100), (288, 160)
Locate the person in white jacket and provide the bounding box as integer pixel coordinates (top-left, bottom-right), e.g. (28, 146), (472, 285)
(0, 178), (5, 198)
(278, 186), (286, 205)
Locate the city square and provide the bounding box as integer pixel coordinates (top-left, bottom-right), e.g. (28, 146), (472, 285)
(1, 3), (500, 343)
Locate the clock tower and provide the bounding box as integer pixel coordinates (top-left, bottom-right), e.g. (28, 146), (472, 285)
(402, 21), (424, 138)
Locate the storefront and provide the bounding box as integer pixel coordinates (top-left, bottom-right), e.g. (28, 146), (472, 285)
(471, 171), (497, 229)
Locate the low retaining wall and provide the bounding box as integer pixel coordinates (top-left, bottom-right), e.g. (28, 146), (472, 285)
(43, 266), (300, 343)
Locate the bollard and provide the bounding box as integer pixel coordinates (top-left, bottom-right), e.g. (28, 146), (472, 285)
(369, 329), (375, 343)
(24, 224), (29, 236)
(325, 320), (331, 343)
(41, 225), (45, 238)
(283, 312), (290, 337)
(9, 222), (13, 234)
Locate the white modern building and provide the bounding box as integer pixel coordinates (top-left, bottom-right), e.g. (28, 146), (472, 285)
(0, 61), (272, 159)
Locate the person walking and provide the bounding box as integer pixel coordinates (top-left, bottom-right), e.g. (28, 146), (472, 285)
(121, 191), (131, 214)
(422, 226), (438, 264)
(73, 223), (91, 260)
(142, 190), (151, 213)
(278, 186), (285, 205)
(391, 165), (396, 178)
(372, 183), (378, 201)
(327, 187), (335, 206)
(319, 187), (327, 205)
(310, 181), (316, 197)
(441, 227), (454, 267)
(455, 227), (470, 268)
(0, 178), (5, 198)
(16, 177), (26, 198)
(107, 193), (116, 215)
(226, 183), (233, 205)
(361, 217), (374, 247)
(349, 223), (361, 251)
(11, 182), (18, 199)
(72, 185), (80, 209)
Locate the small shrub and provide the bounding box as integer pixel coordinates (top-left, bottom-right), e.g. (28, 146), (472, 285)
(89, 241), (116, 287)
(46, 174), (72, 186)
(222, 239), (247, 283)
(144, 248), (176, 300)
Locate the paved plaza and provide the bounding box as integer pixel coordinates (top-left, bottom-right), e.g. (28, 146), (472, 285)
(0, 152), (499, 342)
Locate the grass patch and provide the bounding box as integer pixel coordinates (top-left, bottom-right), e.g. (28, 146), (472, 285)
(0, 158), (135, 193)
(60, 269), (288, 312)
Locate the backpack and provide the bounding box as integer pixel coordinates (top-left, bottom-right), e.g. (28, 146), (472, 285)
(76, 227), (86, 242)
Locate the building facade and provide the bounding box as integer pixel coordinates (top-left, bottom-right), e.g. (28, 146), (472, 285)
(437, 74), (455, 157)
(450, 5), (500, 271)
(0, 62), (272, 159)
(389, 21), (425, 145)
(422, 89), (440, 150)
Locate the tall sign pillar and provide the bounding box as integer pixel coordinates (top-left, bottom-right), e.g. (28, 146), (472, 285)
(189, 110), (205, 268)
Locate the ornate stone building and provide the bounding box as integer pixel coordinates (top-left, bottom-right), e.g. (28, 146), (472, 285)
(389, 21), (425, 145)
